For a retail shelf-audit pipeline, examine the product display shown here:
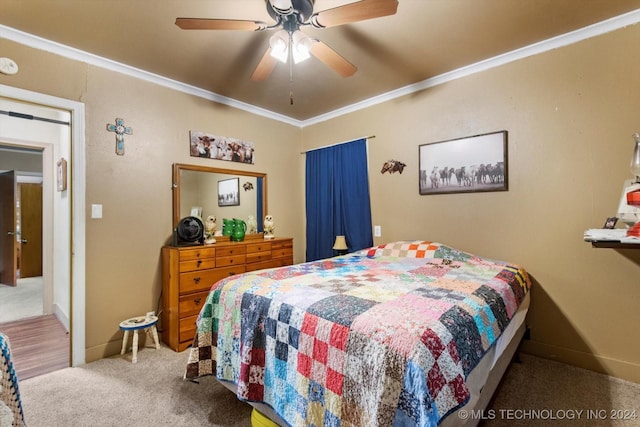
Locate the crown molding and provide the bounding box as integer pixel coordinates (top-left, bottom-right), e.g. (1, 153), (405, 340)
(0, 25), (304, 127)
(301, 8), (640, 127)
(2, 8), (639, 129)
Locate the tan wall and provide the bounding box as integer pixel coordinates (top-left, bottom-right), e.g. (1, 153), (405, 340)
(302, 25), (640, 382)
(0, 40), (305, 362)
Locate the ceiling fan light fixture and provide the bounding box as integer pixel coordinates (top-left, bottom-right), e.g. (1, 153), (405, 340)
(269, 30), (289, 63)
(292, 30), (314, 63)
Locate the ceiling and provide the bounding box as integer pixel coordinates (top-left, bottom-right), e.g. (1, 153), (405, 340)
(1, 1), (639, 122)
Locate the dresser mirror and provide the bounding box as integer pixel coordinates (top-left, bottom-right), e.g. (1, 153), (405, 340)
(172, 163), (267, 233)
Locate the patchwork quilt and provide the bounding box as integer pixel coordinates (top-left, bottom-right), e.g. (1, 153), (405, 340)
(185, 241), (531, 426)
(0, 333), (26, 427)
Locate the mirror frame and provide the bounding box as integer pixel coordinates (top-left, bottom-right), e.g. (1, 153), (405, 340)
(172, 163), (267, 229)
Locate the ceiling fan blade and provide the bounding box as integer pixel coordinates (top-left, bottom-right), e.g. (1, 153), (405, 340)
(175, 18), (267, 31)
(310, 41), (357, 78)
(251, 47), (278, 81)
(310, 0), (398, 28)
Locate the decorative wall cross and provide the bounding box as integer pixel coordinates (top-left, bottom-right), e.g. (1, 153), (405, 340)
(106, 118), (132, 155)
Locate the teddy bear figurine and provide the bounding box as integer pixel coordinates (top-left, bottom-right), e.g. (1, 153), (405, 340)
(204, 215), (217, 244)
(263, 215), (275, 240)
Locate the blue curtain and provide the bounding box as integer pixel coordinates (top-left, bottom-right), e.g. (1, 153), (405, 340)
(305, 138), (373, 261)
(256, 177), (264, 232)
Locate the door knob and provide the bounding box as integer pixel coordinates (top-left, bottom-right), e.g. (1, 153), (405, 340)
(20, 239), (28, 244)
(7, 231), (15, 236)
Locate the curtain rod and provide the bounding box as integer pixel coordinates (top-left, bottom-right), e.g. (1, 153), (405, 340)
(300, 135), (376, 154)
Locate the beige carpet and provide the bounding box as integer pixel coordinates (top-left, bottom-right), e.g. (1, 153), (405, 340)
(17, 345), (639, 426)
(0, 277), (43, 323)
(19, 345), (252, 427)
(484, 354), (640, 426)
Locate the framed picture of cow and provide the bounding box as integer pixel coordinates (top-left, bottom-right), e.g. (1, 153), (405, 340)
(419, 131), (508, 195)
(189, 130), (255, 164)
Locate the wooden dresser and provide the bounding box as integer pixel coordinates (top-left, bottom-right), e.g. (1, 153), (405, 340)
(161, 236), (293, 351)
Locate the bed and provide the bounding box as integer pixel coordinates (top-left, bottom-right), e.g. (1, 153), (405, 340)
(185, 240), (531, 426)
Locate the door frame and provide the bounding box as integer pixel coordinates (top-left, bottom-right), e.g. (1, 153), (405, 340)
(0, 84), (86, 367)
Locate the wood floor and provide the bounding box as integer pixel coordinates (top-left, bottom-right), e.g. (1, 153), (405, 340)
(0, 314), (69, 380)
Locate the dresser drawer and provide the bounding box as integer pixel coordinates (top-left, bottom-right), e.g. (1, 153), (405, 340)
(179, 247), (216, 261)
(215, 245), (246, 257)
(179, 315), (198, 343)
(179, 291), (209, 318)
(246, 250), (272, 264)
(216, 254), (246, 267)
(272, 246), (293, 259)
(179, 266), (246, 294)
(179, 258), (216, 272)
(246, 242), (272, 254)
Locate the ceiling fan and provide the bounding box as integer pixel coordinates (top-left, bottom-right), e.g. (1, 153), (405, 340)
(175, 0), (399, 82)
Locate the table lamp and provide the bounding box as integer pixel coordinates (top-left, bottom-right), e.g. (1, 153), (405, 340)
(333, 235), (348, 256)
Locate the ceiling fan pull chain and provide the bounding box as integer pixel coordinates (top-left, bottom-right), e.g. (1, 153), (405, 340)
(289, 31), (295, 105)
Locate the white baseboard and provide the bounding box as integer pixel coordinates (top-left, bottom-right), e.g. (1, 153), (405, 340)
(53, 304), (70, 332)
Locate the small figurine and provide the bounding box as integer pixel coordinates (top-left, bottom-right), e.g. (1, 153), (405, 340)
(263, 214), (275, 240)
(204, 215), (217, 244)
(247, 215), (258, 234)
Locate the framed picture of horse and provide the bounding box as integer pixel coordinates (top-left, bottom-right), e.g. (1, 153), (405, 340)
(218, 178), (240, 207)
(419, 131), (508, 195)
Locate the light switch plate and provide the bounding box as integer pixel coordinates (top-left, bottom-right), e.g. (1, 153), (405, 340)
(91, 204), (103, 219)
(374, 225), (381, 237)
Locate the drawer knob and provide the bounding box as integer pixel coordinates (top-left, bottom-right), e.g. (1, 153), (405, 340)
(194, 277), (201, 284)
(197, 260), (202, 267)
(228, 272), (235, 276)
(194, 298), (202, 305)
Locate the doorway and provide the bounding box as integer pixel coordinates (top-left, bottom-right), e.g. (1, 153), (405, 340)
(0, 86), (86, 370)
(0, 149), (45, 322)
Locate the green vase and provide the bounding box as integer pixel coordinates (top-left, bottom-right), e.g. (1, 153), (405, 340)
(231, 219), (246, 242)
(222, 218), (233, 236)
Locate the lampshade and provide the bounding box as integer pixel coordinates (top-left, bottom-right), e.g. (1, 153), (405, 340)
(269, 30), (289, 63)
(269, 30), (313, 64)
(292, 31), (314, 63)
(333, 235), (348, 250)
(631, 132), (640, 183)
